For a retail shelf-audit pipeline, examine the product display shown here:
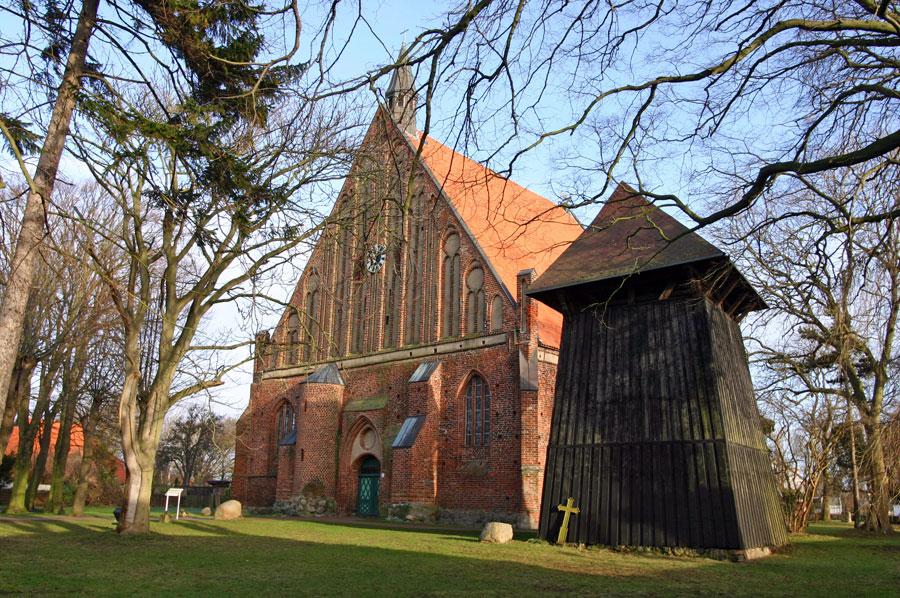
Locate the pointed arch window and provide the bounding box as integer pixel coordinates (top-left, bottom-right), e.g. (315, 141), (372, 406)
(442, 233), (460, 337)
(465, 374), (491, 446)
(490, 295), (503, 331)
(286, 311), (300, 365)
(277, 401), (296, 445)
(303, 274), (320, 362)
(466, 266), (485, 334)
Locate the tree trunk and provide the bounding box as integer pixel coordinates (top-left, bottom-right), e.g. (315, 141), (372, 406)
(849, 411), (862, 527)
(117, 373), (168, 534)
(863, 419), (893, 533)
(45, 393), (76, 513)
(821, 471), (832, 522)
(0, 355), (37, 455)
(71, 396), (103, 517)
(71, 427), (94, 516)
(118, 454), (156, 535)
(0, 0), (99, 431)
(5, 420), (34, 514)
(25, 404), (56, 511)
(5, 389), (46, 514)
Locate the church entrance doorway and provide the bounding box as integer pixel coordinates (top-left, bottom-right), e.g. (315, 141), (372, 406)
(357, 455), (380, 516)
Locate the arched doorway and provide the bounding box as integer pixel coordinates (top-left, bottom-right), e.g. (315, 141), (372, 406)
(356, 455), (380, 516)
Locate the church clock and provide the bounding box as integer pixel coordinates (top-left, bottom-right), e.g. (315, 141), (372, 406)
(365, 243), (387, 274)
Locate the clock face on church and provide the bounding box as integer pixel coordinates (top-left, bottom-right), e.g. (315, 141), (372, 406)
(365, 243), (387, 273)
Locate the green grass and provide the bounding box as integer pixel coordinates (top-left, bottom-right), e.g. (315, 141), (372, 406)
(0, 516), (897, 597)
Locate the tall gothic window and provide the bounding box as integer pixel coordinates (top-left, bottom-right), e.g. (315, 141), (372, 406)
(442, 233), (460, 337)
(303, 274), (320, 362)
(465, 374), (491, 446)
(286, 311), (300, 365)
(466, 266), (485, 334)
(277, 401), (296, 444)
(351, 287), (366, 354)
(490, 295), (503, 331)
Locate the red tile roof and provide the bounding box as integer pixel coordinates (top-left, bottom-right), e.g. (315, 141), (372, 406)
(5, 421), (85, 456)
(416, 134), (583, 347)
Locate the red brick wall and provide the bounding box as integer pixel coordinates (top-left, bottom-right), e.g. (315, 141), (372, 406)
(406, 363), (441, 503)
(292, 382), (343, 497)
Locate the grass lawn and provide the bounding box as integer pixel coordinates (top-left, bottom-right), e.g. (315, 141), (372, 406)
(0, 515), (897, 597)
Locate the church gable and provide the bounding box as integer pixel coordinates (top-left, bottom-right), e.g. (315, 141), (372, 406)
(265, 112), (513, 369)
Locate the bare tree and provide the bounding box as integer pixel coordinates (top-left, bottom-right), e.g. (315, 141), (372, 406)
(728, 161), (899, 532)
(764, 388), (845, 532)
(155, 404), (229, 487)
(70, 71), (361, 531)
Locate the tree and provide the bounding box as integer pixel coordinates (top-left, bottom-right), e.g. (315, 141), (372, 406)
(61, 3), (360, 529)
(0, 0), (100, 433)
(0, 0), (305, 450)
(763, 388), (846, 532)
(728, 161), (899, 532)
(156, 404), (230, 486)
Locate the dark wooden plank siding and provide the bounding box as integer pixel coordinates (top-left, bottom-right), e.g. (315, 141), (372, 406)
(539, 297), (787, 550)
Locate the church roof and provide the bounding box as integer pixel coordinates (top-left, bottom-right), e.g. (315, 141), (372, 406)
(414, 134), (583, 347)
(527, 182), (724, 297)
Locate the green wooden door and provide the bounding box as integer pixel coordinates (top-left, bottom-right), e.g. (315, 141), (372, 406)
(357, 456), (380, 516)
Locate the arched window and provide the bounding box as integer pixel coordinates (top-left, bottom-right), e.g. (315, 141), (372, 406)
(303, 274), (320, 362)
(465, 374), (491, 446)
(442, 233), (460, 337)
(286, 311), (300, 365)
(351, 288), (367, 354)
(277, 401), (296, 444)
(466, 266), (485, 334)
(490, 295), (503, 331)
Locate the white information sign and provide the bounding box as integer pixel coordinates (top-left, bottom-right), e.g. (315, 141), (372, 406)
(164, 487), (184, 520)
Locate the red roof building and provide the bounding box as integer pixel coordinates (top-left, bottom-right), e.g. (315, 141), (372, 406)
(5, 421), (85, 457)
(5, 422), (127, 485)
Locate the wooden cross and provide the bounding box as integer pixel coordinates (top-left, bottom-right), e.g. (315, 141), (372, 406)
(556, 497), (580, 544)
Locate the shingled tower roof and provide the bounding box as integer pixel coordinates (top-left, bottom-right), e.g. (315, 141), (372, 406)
(527, 183), (765, 320)
(385, 43), (417, 136)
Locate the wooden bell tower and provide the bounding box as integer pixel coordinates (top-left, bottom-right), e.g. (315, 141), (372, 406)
(527, 183), (788, 554)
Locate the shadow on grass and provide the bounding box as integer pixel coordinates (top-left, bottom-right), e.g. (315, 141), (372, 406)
(1, 518), (898, 598)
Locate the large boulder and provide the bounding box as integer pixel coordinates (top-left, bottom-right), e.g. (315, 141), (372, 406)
(214, 499), (243, 520)
(479, 521), (514, 544)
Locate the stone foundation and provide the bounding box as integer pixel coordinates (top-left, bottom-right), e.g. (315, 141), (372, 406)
(272, 493), (337, 517)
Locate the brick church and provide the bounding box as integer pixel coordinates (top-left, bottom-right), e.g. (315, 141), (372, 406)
(232, 55), (583, 527)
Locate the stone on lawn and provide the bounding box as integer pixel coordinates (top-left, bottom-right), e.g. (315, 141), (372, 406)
(200, 507), (212, 516)
(480, 521), (513, 544)
(215, 499), (243, 520)
(160, 511), (173, 524)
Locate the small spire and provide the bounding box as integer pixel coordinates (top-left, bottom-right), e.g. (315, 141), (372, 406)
(385, 43), (417, 136)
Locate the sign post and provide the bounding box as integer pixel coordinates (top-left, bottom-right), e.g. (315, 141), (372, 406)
(165, 488), (184, 520)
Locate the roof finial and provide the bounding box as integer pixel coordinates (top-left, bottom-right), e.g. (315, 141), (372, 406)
(385, 42), (417, 136)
